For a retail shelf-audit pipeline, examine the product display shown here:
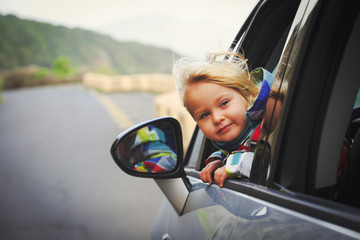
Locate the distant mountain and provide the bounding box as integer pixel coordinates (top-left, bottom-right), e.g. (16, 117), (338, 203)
(0, 14), (180, 74)
(97, 14), (238, 59)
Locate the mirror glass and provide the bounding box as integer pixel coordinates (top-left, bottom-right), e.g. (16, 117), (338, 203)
(113, 121), (178, 174)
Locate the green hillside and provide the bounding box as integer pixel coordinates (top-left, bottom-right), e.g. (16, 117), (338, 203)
(0, 14), (179, 74)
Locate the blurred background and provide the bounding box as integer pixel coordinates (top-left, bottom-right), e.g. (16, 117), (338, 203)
(0, 0), (255, 239)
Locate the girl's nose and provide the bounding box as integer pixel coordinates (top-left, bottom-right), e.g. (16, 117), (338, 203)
(212, 111), (224, 124)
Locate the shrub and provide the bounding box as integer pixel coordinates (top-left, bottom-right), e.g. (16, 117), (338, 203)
(52, 56), (77, 77)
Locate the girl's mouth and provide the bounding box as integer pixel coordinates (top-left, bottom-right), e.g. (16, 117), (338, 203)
(217, 123), (233, 134)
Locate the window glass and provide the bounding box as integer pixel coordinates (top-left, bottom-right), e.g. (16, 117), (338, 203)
(313, 8), (360, 210)
(330, 93), (360, 208)
(258, 0), (314, 188)
(354, 88), (360, 108)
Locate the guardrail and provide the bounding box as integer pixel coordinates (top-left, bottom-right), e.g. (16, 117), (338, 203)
(82, 72), (196, 149)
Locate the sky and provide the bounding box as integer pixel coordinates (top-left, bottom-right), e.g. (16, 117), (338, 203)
(0, 0), (257, 58)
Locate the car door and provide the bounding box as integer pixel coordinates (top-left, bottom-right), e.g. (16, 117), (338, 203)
(151, 0), (360, 239)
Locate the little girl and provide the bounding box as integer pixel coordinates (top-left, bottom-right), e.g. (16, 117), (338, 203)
(173, 52), (274, 187)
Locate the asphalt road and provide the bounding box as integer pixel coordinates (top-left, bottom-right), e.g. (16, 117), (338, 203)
(0, 84), (164, 240)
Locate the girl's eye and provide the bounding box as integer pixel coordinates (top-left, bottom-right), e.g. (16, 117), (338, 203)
(199, 112), (210, 120)
(220, 100), (229, 108)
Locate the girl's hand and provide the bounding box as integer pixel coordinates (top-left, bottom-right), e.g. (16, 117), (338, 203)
(200, 159), (225, 185)
(214, 166), (227, 188)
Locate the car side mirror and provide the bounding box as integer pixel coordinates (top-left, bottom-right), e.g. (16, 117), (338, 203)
(110, 117), (186, 179)
(110, 117), (191, 215)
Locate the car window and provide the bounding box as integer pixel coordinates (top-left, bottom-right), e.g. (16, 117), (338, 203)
(185, 0), (301, 174)
(324, 90), (360, 209)
(314, 18), (360, 206)
(307, 8), (360, 210)
(268, 0), (360, 214)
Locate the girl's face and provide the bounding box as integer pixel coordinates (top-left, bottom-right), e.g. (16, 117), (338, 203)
(184, 81), (248, 142)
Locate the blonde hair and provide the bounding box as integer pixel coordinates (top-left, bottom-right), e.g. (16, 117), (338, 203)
(173, 52), (260, 108)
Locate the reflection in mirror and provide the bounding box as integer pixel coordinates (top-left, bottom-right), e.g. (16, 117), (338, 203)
(114, 122), (178, 174)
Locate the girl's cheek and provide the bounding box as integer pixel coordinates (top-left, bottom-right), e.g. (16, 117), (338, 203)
(197, 123), (205, 132)
(197, 122), (208, 134)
